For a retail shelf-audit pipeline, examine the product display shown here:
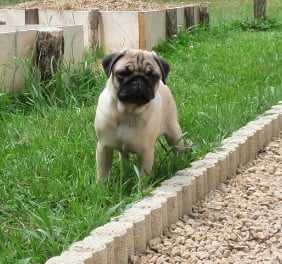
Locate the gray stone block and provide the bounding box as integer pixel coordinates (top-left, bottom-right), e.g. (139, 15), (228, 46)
(133, 197), (163, 238)
(92, 221), (132, 264)
(217, 143), (237, 179)
(114, 208), (148, 254)
(206, 151), (229, 183)
(45, 250), (93, 264)
(174, 170), (196, 206)
(89, 231), (115, 264)
(152, 185), (181, 226)
(69, 236), (107, 264)
(161, 174), (195, 215)
(191, 159), (219, 193)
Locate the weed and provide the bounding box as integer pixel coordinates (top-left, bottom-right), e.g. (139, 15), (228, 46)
(232, 17), (281, 31)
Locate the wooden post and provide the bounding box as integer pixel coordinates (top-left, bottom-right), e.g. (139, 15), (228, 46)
(0, 21), (6, 25)
(184, 5), (196, 30)
(138, 12), (146, 50)
(88, 8), (99, 48)
(199, 3), (210, 28)
(25, 8), (39, 24)
(36, 28), (64, 81)
(166, 8), (177, 39)
(254, 0), (266, 19)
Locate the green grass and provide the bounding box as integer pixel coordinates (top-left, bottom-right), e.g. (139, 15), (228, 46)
(1, 1), (282, 263)
(0, 0), (33, 8)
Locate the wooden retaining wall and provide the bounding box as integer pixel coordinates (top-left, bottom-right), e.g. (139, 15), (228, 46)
(0, 3), (209, 51)
(0, 3), (209, 93)
(0, 25), (84, 94)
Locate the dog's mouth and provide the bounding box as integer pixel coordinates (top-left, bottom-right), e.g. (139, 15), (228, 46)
(117, 76), (155, 105)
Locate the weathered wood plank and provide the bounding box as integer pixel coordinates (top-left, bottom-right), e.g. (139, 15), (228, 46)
(254, 0), (266, 19)
(89, 8), (99, 47)
(184, 5), (196, 30)
(199, 3), (210, 28)
(25, 8), (39, 24)
(166, 8), (177, 39)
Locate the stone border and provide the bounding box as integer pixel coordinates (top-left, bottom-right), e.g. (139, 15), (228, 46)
(46, 101), (282, 264)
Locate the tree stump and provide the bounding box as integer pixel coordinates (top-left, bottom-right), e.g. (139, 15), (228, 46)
(36, 28), (64, 81)
(166, 8), (177, 39)
(254, 0), (266, 19)
(25, 8), (39, 24)
(89, 9), (99, 48)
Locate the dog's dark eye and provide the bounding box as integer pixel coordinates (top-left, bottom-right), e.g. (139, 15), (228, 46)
(116, 70), (128, 79)
(147, 69), (159, 79)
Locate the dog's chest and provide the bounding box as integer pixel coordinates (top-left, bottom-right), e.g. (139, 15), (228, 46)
(114, 116), (141, 149)
(116, 119), (136, 137)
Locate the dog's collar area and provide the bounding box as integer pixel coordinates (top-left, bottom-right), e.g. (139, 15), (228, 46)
(117, 100), (151, 114)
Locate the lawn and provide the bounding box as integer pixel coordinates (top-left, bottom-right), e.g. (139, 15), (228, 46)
(0, 0), (32, 7)
(1, 0), (282, 263)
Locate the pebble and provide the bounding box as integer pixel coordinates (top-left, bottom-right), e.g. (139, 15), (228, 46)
(134, 133), (282, 263)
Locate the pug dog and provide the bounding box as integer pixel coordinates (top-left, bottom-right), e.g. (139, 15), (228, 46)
(94, 49), (184, 182)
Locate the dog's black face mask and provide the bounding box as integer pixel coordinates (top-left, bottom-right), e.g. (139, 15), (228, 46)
(102, 49), (170, 106)
(116, 71), (159, 105)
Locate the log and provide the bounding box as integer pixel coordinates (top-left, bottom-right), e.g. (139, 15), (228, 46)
(0, 21), (6, 25)
(25, 8), (39, 24)
(88, 8), (99, 48)
(199, 3), (210, 28)
(166, 8), (177, 39)
(254, 0), (266, 19)
(36, 28), (64, 81)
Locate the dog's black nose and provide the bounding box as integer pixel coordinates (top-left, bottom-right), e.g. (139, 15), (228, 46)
(132, 77), (147, 91)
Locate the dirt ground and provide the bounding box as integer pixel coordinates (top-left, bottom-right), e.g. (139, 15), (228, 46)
(11, 0), (183, 11)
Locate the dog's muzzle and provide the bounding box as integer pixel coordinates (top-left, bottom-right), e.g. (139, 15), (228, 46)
(117, 76), (155, 105)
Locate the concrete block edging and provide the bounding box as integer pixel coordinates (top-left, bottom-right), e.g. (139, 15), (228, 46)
(46, 101), (282, 264)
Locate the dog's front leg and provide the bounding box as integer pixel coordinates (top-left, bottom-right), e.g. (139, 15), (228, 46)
(137, 149), (154, 176)
(164, 122), (185, 155)
(96, 142), (113, 182)
(119, 151), (129, 163)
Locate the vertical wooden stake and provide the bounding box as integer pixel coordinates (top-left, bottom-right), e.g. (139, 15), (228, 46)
(166, 8), (177, 39)
(89, 8), (99, 48)
(199, 3), (210, 29)
(254, 0), (266, 19)
(25, 8), (39, 24)
(36, 28), (64, 81)
(184, 5), (196, 30)
(138, 12), (146, 50)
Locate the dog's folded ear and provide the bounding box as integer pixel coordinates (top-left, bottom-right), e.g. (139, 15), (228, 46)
(153, 53), (170, 84)
(102, 49), (127, 78)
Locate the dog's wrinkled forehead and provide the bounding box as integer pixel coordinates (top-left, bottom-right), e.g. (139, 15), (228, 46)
(115, 50), (159, 72)
(102, 49), (170, 83)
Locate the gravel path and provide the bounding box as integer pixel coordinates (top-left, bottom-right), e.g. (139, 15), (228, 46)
(131, 132), (282, 264)
(12, 0), (175, 11)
